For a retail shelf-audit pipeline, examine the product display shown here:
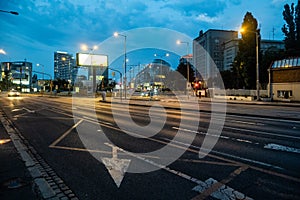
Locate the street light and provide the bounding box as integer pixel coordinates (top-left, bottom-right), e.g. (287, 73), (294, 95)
(0, 9), (19, 15)
(154, 53), (169, 91)
(36, 63), (45, 80)
(240, 28), (260, 100)
(177, 40), (190, 98)
(114, 32), (127, 99)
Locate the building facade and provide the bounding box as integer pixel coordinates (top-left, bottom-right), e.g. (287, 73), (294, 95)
(54, 51), (77, 84)
(223, 39), (285, 73)
(270, 57), (300, 101)
(0, 61), (32, 91)
(135, 59), (171, 91)
(193, 29), (238, 81)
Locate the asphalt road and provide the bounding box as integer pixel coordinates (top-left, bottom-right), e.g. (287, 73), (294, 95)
(0, 94), (300, 200)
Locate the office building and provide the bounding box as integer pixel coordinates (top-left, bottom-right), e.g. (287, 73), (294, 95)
(193, 29), (238, 81)
(54, 51), (77, 84)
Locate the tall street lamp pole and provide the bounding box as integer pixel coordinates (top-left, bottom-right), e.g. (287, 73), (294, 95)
(114, 32), (127, 99)
(240, 28), (260, 100)
(154, 53), (169, 91)
(177, 40), (190, 99)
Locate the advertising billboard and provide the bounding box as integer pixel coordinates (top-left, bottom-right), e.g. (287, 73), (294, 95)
(76, 53), (108, 67)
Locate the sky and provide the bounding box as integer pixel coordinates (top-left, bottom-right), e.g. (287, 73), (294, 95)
(0, 0), (296, 79)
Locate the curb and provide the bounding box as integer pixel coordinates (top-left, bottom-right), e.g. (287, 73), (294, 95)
(0, 110), (78, 200)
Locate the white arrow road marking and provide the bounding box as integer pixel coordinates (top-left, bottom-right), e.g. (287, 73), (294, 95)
(264, 143), (300, 154)
(102, 143), (131, 188)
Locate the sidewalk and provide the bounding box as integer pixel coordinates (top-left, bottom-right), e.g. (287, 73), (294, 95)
(0, 118), (37, 199)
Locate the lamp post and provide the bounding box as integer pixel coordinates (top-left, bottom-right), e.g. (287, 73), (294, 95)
(81, 44), (98, 94)
(114, 32), (127, 99)
(240, 28), (260, 100)
(36, 63), (45, 80)
(36, 63), (45, 93)
(154, 53), (169, 91)
(0, 9), (19, 15)
(177, 40), (190, 98)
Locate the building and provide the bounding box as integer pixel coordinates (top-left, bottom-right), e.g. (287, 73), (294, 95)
(135, 59), (171, 91)
(270, 57), (300, 101)
(223, 39), (284, 73)
(54, 51), (77, 84)
(0, 61), (32, 92)
(193, 29), (238, 81)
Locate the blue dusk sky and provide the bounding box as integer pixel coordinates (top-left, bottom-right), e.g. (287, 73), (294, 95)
(0, 0), (295, 78)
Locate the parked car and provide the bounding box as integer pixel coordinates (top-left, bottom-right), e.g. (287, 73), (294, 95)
(8, 89), (20, 97)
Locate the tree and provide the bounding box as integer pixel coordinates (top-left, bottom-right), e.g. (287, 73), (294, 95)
(231, 12), (260, 89)
(175, 58), (195, 83)
(282, 0), (300, 55)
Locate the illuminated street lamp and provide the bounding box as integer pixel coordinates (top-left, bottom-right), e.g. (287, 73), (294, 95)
(154, 53), (169, 91)
(177, 40), (190, 98)
(240, 28), (260, 100)
(114, 32), (127, 99)
(0, 9), (19, 15)
(36, 63), (45, 80)
(0, 49), (7, 55)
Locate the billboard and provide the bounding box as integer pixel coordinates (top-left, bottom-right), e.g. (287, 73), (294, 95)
(76, 53), (108, 67)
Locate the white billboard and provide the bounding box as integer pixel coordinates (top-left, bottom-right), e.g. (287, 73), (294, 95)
(76, 53), (108, 67)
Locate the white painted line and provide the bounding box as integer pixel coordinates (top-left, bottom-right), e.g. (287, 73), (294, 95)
(264, 143), (300, 154)
(229, 120), (263, 126)
(227, 113), (300, 124)
(225, 126), (300, 140)
(172, 127), (255, 145)
(193, 178), (253, 200)
(163, 137), (284, 171)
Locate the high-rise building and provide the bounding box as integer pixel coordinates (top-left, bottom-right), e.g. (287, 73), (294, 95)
(54, 51), (77, 84)
(193, 29), (238, 81)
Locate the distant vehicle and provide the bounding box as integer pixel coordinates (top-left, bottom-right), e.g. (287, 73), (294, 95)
(8, 89), (20, 97)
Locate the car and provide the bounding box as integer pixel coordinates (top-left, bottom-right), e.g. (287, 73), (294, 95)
(8, 89), (20, 97)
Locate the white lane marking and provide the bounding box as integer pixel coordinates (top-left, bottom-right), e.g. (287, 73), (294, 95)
(264, 143), (300, 154)
(163, 137), (284, 171)
(102, 143), (131, 188)
(82, 116), (113, 126)
(227, 113), (300, 124)
(225, 126), (300, 140)
(106, 142), (251, 199)
(172, 127), (255, 145)
(229, 120), (263, 126)
(193, 178), (253, 200)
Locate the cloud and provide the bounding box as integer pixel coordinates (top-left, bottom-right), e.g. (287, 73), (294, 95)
(196, 13), (218, 23)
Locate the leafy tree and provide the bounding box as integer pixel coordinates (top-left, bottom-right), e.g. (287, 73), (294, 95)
(220, 70), (234, 89)
(175, 58), (195, 83)
(232, 12), (260, 89)
(260, 47), (285, 88)
(282, 0), (300, 55)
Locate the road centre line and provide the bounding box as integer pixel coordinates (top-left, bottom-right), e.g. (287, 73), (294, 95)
(226, 113), (300, 124)
(164, 137), (284, 171)
(172, 127), (254, 145)
(225, 126), (300, 140)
